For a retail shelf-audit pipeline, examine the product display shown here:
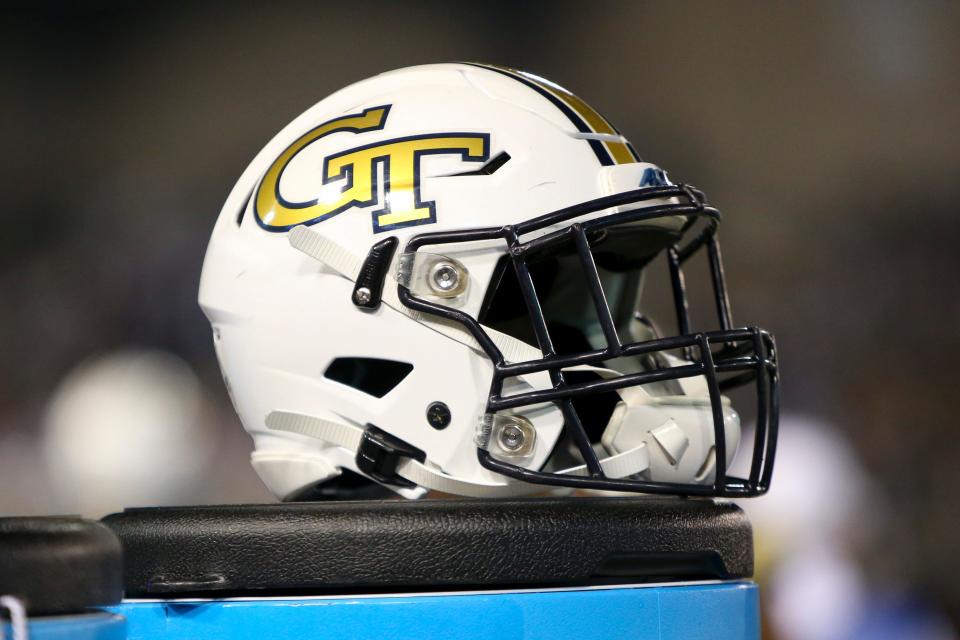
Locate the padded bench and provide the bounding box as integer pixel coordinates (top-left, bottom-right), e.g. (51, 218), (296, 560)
(0, 517), (123, 614)
(102, 497), (753, 597)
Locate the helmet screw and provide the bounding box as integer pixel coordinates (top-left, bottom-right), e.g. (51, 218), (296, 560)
(353, 287), (372, 305)
(429, 262), (460, 294)
(489, 414), (535, 458)
(426, 401), (452, 430)
(498, 423), (525, 452)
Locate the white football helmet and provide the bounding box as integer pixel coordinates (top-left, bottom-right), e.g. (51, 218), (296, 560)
(199, 63), (778, 500)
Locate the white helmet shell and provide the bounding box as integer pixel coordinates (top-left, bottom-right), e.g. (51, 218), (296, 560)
(199, 63), (777, 499)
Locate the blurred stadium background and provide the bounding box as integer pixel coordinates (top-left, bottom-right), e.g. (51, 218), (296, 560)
(1, 2), (958, 639)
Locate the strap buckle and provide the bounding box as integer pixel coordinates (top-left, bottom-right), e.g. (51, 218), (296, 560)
(355, 425), (426, 488)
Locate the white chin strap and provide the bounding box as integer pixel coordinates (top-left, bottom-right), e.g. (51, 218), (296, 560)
(267, 411), (650, 498)
(288, 225), (541, 364)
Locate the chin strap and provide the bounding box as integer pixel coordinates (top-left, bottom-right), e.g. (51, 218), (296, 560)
(267, 410), (649, 498)
(288, 225), (542, 364)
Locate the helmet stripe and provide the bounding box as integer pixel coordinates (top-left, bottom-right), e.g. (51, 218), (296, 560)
(465, 62), (613, 166)
(516, 69), (640, 164)
(466, 63), (640, 165)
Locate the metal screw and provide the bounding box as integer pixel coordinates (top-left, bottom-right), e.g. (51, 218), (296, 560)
(498, 423), (525, 451)
(491, 415), (535, 458)
(426, 401), (452, 430)
(353, 287), (372, 305)
(429, 262), (459, 293)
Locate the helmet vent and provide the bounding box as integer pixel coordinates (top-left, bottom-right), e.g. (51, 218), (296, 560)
(235, 188), (252, 227)
(323, 358), (413, 398)
(446, 151), (511, 177)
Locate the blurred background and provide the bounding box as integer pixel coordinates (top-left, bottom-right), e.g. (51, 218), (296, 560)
(1, 2), (958, 638)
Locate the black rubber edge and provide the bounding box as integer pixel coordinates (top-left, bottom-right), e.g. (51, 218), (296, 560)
(0, 517), (124, 614)
(103, 497), (752, 597)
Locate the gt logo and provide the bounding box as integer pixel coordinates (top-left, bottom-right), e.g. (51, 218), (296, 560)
(254, 105), (490, 232)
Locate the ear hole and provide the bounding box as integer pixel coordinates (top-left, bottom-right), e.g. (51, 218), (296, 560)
(323, 358), (413, 398)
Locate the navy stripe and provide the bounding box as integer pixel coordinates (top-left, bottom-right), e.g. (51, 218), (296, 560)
(465, 63), (614, 167)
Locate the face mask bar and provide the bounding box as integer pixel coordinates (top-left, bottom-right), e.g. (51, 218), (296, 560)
(397, 184), (779, 497)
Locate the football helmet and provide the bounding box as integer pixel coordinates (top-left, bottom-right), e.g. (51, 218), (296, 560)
(199, 63), (778, 500)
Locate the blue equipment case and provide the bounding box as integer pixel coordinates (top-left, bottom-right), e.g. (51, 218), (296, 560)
(111, 582), (759, 640)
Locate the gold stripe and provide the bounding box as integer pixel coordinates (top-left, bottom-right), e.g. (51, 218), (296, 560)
(515, 70), (637, 165)
(604, 140), (636, 165)
(470, 63), (639, 164)
(550, 86), (617, 135)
